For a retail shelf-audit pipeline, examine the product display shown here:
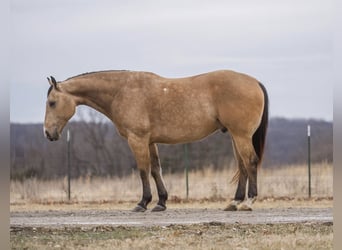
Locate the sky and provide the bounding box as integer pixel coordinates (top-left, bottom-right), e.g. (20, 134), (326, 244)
(10, 0), (333, 123)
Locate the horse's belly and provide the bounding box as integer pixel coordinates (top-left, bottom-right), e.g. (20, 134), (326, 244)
(150, 119), (218, 144)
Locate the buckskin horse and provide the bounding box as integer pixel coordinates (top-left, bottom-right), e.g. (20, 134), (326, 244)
(44, 70), (268, 212)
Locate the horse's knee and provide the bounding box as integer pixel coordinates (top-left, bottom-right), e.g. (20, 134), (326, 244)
(128, 134), (151, 168)
(151, 166), (161, 179)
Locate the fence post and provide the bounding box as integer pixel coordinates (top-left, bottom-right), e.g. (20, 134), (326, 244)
(184, 143), (189, 200)
(67, 129), (71, 201)
(307, 125), (311, 198)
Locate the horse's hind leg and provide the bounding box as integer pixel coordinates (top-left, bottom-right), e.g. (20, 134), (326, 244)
(149, 144), (168, 212)
(127, 134), (152, 212)
(230, 135), (259, 211)
(224, 140), (248, 211)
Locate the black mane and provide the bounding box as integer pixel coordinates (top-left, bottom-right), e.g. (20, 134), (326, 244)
(65, 70), (128, 81)
(47, 70), (129, 97)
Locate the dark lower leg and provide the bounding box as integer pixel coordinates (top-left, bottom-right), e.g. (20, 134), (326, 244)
(247, 164), (258, 198)
(231, 137), (260, 210)
(127, 135), (153, 212)
(150, 144), (168, 209)
(137, 169), (152, 209)
(234, 169), (248, 201)
(151, 172), (168, 207)
(236, 163), (258, 211)
(224, 140), (248, 211)
(232, 141), (247, 202)
(224, 162), (248, 211)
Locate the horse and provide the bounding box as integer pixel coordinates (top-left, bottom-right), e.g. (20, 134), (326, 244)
(44, 69), (268, 212)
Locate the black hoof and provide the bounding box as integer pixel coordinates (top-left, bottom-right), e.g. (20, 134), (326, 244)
(223, 204), (238, 211)
(132, 205), (147, 212)
(151, 204), (167, 212)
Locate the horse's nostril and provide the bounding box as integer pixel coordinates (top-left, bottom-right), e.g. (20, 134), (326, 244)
(45, 130), (52, 140)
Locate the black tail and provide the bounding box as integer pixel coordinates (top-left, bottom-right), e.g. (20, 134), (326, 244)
(252, 82), (269, 166)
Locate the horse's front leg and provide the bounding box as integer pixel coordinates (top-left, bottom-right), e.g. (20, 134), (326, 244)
(127, 134), (152, 212)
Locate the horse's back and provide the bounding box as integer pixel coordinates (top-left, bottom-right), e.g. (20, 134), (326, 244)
(112, 70), (264, 143)
(146, 70), (263, 142)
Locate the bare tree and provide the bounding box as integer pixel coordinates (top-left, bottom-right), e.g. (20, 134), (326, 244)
(10, 118), (333, 180)
(70, 107), (135, 177)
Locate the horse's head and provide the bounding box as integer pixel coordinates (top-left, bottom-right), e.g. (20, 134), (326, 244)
(44, 76), (76, 141)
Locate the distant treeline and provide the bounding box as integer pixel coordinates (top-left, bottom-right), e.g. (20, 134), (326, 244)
(10, 117), (332, 180)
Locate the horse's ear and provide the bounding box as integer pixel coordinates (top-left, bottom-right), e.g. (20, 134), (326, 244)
(47, 76), (58, 90)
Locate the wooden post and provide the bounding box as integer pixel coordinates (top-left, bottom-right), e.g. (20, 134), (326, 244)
(184, 144), (189, 200)
(67, 129), (71, 201)
(307, 125), (311, 198)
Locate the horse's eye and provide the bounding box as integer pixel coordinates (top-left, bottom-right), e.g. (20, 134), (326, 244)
(49, 101), (56, 108)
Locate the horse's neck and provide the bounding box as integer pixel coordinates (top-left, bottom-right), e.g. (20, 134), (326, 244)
(62, 77), (124, 119)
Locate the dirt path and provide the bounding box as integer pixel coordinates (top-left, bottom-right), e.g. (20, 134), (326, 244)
(10, 207), (332, 228)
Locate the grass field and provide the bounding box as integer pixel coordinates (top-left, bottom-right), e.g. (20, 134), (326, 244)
(10, 163), (333, 205)
(10, 163), (333, 250)
(11, 222), (333, 250)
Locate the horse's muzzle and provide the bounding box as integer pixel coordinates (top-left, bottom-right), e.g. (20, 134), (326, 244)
(44, 128), (60, 141)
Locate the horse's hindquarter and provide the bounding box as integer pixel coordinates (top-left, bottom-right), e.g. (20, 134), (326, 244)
(210, 71), (265, 136)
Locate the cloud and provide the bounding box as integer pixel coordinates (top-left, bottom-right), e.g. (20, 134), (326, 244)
(10, 0), (333, 122)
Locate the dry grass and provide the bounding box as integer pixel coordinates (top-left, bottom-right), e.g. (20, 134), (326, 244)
(11, 223), (333, 250)
(10, 163), (332, 205)
(10, 163), (333, 249)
